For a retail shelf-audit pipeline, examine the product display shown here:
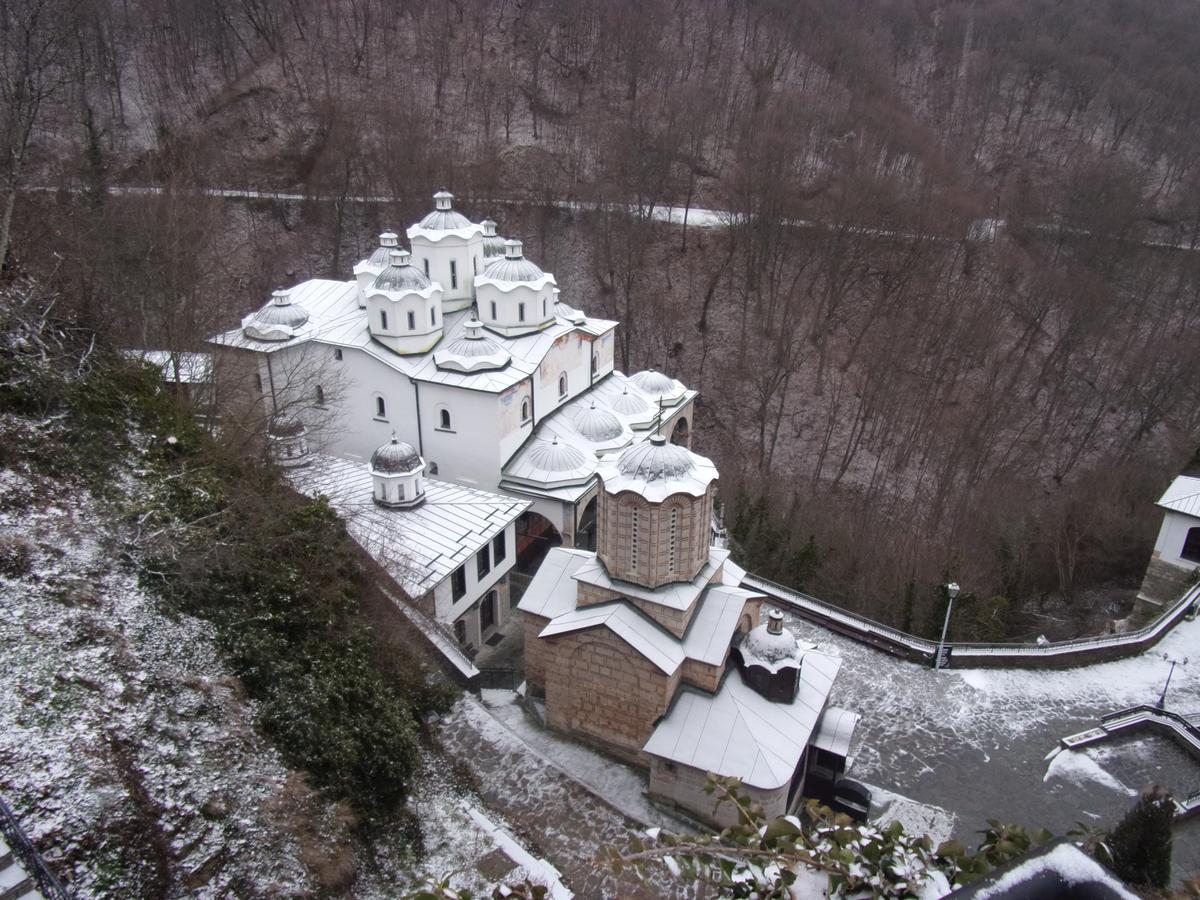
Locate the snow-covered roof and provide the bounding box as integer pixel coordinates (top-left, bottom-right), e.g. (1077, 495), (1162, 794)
(571, 548), (732, 611)
(680, 586), (757, 666)
(539, 602), (686, 674)
(286, 454), (528, 598)
(1157, 475), (1200, 518)
(597, 438), (718, 503)
(642, 650), (842, 789)
(516, 547), (594, 620)
(123, 350), (213, 384)
(208, 279), (617, 395)
(810, 706), (860, 758)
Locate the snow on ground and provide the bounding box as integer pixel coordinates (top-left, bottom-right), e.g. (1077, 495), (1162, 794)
(1043, 749), (1137, 797)
(0, 466), (336, 896)
(865, 783), (958, 846)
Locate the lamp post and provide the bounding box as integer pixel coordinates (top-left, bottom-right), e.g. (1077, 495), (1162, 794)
(934, 582), (961, 670)
(1157, 654), (1188, 709)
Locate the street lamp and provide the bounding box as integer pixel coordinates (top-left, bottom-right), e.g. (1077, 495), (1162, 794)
(1157, 653), (1188, 709)
(934, 582), (961, 671)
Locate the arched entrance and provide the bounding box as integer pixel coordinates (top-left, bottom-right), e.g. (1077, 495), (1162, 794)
(516, 510), (563, 575)
(576, 496), (598, 552)
(670, 416), (690, 447)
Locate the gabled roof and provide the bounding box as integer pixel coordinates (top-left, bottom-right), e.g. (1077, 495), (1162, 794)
(538, 602), (686, 674)
(810, 706), (860, 757)
(571, 548), (731, 611)
(286, 454), (528, 598)
(680, 585), (756, 666)
(516, 547), (593, 619)
(1157, 475), (1200, 518)
(642, 650), (842, 790)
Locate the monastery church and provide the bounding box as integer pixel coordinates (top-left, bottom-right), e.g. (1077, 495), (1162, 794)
(210, 193), (859, 825)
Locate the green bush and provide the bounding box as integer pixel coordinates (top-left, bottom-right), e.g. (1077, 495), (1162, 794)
(1106, 787), (1174, 888)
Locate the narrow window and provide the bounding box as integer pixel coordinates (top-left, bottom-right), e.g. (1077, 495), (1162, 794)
(451, 566), (466, 601)
(376, 396), (386, 418)
(454, 618), (467, 644)
(440, 408), (451, 430)
(255, 372), (263, 392)
(631, 508), (639, 567)
(398, 483), (405, 500)
(591, 353), (598, 375)
(315, 385), (325, 406)
(669, 508), (679, 570)
(423, 258), (430, 277)
(521, 398), (530, 422)
(407, 310), (416, 330)
(493, 531), (507, 564)
(518, 302), (525, 322)
(481, 590), (497, 631)
(380, 309), (388, 330)
(450, 259), (458, 290)
(542, 299), (547, 316)
(477, 545), (491, 579)
(1183, 527), (1200, 563)
(490, 300), (497, 319)
(431, 307), (437, 325)
(473, 256), (479, 274)
(558, 373), (567, 398)
(334, 348), (343, 361)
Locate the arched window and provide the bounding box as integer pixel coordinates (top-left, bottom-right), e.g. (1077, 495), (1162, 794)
(407, 310), (416, 330)
(439, 408), (451, 430)
(558, 372), (568, 398)
(1183, 527), (1200, 563)
(315, 385), (325, 406)
(380, 309), (388, 330)
(429, 461), (439, 475)
(375, 396), (387, 419)
(521, 398), (531, 422)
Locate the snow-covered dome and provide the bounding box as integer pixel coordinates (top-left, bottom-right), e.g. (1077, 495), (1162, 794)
(742, 611), (799, 668)
(418, 191), (473, 231)
(369, 437), (423, 475)
(481, 240), (545, 282)
(268, 414), (311, 468)
(617, 434), (694, 481)
(629, 369), (675, 396)
(612, 387), (650, 416)
(573, 402), (624, 443)
(373, 249), (432, 293)
(365, 232), (400, 268)
(527, 437), (589, 473)
(242, 289), (310, 341)
(481, 218), (507, 258)
(433, 318), (511, 373)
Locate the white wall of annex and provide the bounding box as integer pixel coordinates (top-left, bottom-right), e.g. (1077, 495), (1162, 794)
(1153, 510), (1200, 570)
(434, 520), (518, 623)
(532, 330), (592, 425)
(419, 382), (501, 487)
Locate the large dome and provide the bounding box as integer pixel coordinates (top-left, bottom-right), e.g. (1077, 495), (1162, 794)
(418, 191), (474, 231)
(527, 438), (589, 473)
(370, 437), (422, 474)
(617, 434), (693, 481)
(481, 240), (545, 282)
(374, 250), (432, 293)
(573, 402), (624, 443)
(629, 369), (675, 396)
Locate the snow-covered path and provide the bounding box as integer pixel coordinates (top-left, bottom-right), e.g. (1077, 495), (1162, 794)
(797, 608), (1200, 882)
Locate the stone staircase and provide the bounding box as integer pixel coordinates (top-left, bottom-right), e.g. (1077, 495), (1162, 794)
(0, 833), (43, 900)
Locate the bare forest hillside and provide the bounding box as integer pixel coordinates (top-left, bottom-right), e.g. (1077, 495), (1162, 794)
(6, 0), (1200, 637)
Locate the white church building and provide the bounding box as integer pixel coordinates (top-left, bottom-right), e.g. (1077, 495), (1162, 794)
(210, 192), (696, 652)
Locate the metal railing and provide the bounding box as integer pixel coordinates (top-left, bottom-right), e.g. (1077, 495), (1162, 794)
(0, 794), (71, 899)
(476, 667), (522, 692)
(744, 572), (1200, 669)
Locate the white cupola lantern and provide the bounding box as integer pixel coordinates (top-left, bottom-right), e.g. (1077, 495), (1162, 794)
(407, 191), (485, 313)
(474, 239), (558, 337)
(268, 414), (312, 468)
(366, 248), (445, 355)
(369, 436), (427, 508)
(480, 217), (506, 259)
(353, 231), (399, 308)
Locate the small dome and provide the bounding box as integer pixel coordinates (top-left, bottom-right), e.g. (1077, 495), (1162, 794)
(616, 434), (694, 481)
(418, 191), (474, 231)
(481, 218), (507, 258)
(629, 369), (675, 396)
(255, 289), (310, 329)
(612, 388), (650, 416)
(374, 249), (432, 293)
(365, 232), (400, 268)
(481, 240), (545, 282)
(742, 612), (800, 668)
(527, 438), (589, 473)
(370, 437), (422, 474)
(573, 402), (624, 443)
(434, 329), (512, 373)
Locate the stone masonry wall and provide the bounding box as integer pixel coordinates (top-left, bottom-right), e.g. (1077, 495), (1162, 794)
(521, 612), (550, 693)
(597, 489), (714, 589)
(648, 758), (790, 828)
(543, 629), (680, 764)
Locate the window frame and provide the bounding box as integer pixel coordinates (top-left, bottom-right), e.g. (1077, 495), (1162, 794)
(375, 396), (387, 419)
(476, 545), (491, 580)
(451, 565), (466, 602)
(493, 531), (507, 564)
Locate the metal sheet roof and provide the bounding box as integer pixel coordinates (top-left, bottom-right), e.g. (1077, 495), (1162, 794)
(810, 706), (860, 758)
(538, 602), (686, 674)
(286, 455), (528, 599)
(209, 278), (617, 395)
(1157, 475), (1200, 518)
(642, 651), (842, 789)
(571, 549), (732, 611)
(516, 547), (594, 619)
(680, 585), (756, 666)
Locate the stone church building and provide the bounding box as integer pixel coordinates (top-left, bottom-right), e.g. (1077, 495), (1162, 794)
(519, 435), (860, 826)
